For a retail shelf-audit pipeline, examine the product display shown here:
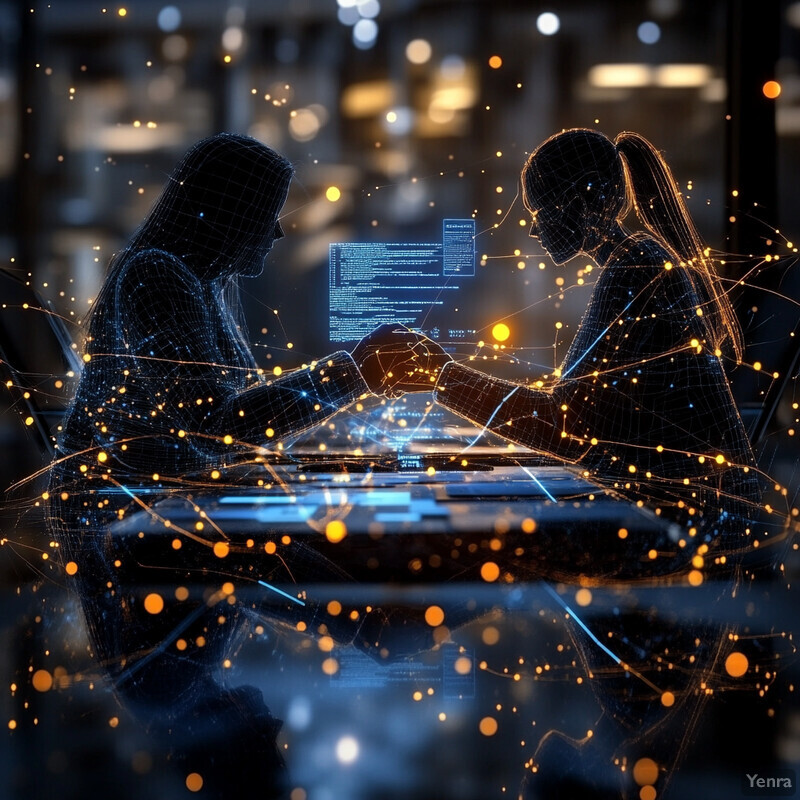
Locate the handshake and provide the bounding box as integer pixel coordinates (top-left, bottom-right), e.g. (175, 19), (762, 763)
(350, 323), (452, 398)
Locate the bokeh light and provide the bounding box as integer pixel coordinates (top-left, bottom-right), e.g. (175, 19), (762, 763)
(536, 12), (560, 35)
(637, 21), (661, 44)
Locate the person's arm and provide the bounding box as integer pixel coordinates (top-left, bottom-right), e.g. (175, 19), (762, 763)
(210, 352), (368, 443)
(434, 363), (590, 461)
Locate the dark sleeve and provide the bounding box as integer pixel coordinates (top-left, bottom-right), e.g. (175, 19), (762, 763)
(212, 352), (368, 443)
(436, 257), (752, 471)
(117, 251), (368, 446)
(434, 363), (589, 462)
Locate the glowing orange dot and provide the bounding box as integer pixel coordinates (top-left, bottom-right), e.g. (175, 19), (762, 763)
(325, 520), (347, 543)
(327, 600), (342, 616)
(171, 538), (182, 550)
(264, 541), (277, 554)
(492, 323), (510, 342)
(454, 656), (472, 675)
(687, 569), (703, 587)
(763, 80), (781, 99)
(479, 716), (498, 736)
(633, 757), (659, 786)
(482, 626), (500, 645)
(186, 773), (203, 792)
(660, 691), (675, 707)
(575, 588), (592, 607)
(725, 651), (749, 678)
(425, 605), (445, 627)
(481, 561), (500, 582)
(32, 670), (53, 692)
(321, 657), (339, 675)
(65, 561), (78, 576)
(617, 528), (628, 539)
(213, 541), (230, 558)
(640, 787), (658, 800)
(144, 593), (164, 614)
(521, 517), (536, 533)
(488, 55), (503, 69)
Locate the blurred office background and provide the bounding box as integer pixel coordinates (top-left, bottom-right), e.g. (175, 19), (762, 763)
(1, 1), (799, 798)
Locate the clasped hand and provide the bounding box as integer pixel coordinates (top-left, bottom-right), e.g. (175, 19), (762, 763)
(351, 323), (452, 398)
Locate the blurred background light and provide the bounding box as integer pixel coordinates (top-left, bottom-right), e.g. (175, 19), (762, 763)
(406, 38), (432, 65)
(335, 735), (360, 765)
(536, 12), (560, 35)
(383, 106), (413, 135)
(637, 20), (661, 44)
(161, 33), (188, 60)
(338, 5), (360, 25)
(357, 0), (381, 20)
(353, 18), (378, 48)
(221, 26), (245, 52)
(289, 108), (322, 142)
(589, 63), (653, 88)
(157, 5), (181, 32)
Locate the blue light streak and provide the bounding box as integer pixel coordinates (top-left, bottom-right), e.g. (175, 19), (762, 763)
(258, 580), (306, 606)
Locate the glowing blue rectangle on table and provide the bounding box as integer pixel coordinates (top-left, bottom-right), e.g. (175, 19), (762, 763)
(220, 495), (299, 504)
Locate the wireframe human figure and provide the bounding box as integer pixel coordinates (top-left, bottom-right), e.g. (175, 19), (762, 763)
(46, 133), (443, 798)
(421, 129), (761, 572)
(378, 129), (763, 798)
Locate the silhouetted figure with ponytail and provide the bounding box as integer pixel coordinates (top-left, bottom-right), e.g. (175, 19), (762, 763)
(385, 129), (762, 799)
(435, 129), (760, 573)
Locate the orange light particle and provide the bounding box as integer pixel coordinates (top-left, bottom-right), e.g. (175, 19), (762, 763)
(186, 773), (204, 792)
(488, 55), (503, 69)
(425, 605), (445, 627)
(492, 323), (510, 342)
(574, 588), (592, 607)
(454, 656), (472, 675)
(213, 541), (230, 558)
(687, 569), (703, 587)
(763, 80), (781, 99)
(32, 670), (53, 692)
(640, 787), (657, 800)
(327, 600), (342, 616)
(481, 561), (500, 582)
(725, 651), (749, 677)
(144, 593), (164, 614)
(325, 520), (347, 543)
(321, 657), (339, 675)
(479, 716), (498, 736)
(660, 691), (675, 707)
(65, 561), (78, 576)
(633, 757), (659, 786)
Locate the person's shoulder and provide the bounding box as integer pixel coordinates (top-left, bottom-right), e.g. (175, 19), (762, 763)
(117, 248), (200, 295)
(607, 233), (671, 269)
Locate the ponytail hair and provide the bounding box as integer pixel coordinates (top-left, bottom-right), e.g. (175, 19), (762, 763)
(615, 131), (743, 362)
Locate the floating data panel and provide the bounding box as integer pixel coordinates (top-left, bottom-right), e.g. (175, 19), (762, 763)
(329, 218), (476, 343)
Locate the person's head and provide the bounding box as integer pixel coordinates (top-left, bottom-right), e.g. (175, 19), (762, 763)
(522, 128), (743, 360)
(136, 133), (294, 279)
(522, 129), (627, 264)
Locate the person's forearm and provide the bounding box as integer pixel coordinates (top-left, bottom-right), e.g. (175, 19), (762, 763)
(207, 351), (369, 444)
(434, 362), (588, 461)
